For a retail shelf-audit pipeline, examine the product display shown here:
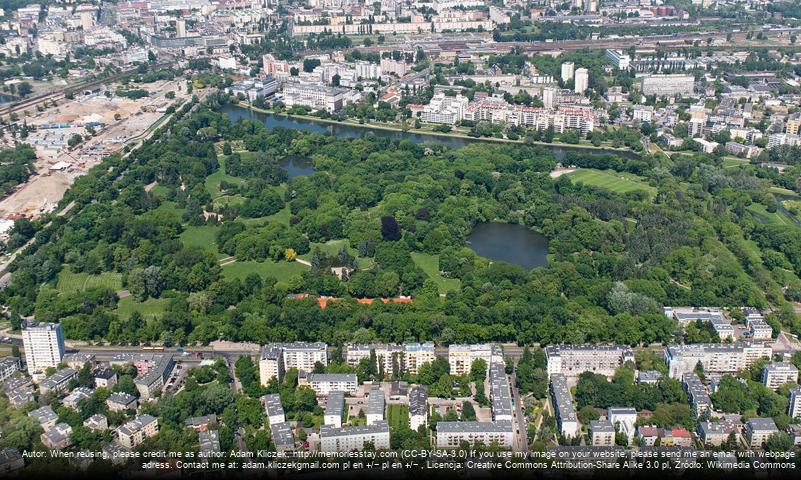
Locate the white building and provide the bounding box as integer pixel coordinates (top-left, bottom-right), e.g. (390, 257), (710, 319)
(789, 387), (801, 418)
(320, 421), (390, 452)
(259, 342), (328, 385)
(762, 362), (799, 391)
(447, 344), (500, 377)
(22, 322), (65, 375)
(640, 74), (695, 97)
(551, 374), (578, 438)
(324, 391), (345, 427)
(574, 68), (589, 94)
(605, 49), (631, 69)
(435, 421), (514, 448)
(404, 343), (436, 376)
(345, 344), (404, 377)
(561, 62), (575, 82)
(546, 344), (635, 379)
(665, 343), (772, 379)
(0, 357), (19, 383)
(590, 419), (615, 446)
(283, 83), (351, 113)
(306, 373), (357, 396)
(608, 407), (637, 444)
(262, 393), (285, 426)
(366, 388), (385, 425)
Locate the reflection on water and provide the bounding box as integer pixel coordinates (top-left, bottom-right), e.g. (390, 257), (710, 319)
(467, 222), (548, 270)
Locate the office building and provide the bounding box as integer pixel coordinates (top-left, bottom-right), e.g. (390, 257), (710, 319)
(605, 49), (631, 69)
(22, 322), (65, 375)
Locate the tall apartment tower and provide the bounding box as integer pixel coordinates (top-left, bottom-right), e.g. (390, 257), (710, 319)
(22, 322), (65, 375)
(542, 86), (557, 109)
(574, 68), (589, 94)
(561, 62), (575, 82)
(176, 19), (187, 38)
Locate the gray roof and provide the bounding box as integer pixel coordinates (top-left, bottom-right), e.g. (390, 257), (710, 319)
(134, 354), (174, 388)
(325, 391), (345, 416)
(262, 393), (284, 417)
(436, 420), (513, 433)
(367, 389), (385, 416)
(747, 417), (778, 432)
(118, 414), (158, 436)
(185, 415), (217, 428)
(683, 373), (712, 407)
(590, 419), (615, 433)
(309, 373), (357, 383)
(550, 374), (577, 424)
(39, 368), (76, 390)
(107, 392), (137, 406)
(409, 386), (428, 417)
(320, 421), (390, 439)
(490, 362), (512, 419)
(637, 370), (663, 383)
(28, 405), (57, 424)
(199, 430), (221, 454)
(763, 362), (799, 374)
(270, 421), (295, 449)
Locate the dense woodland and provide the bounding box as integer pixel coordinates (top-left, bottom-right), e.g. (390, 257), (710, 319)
(2, 92), (801, 349)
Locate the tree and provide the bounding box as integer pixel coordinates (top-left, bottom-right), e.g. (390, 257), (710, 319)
(380, 215), (401, 241)
(765, 431), (792, 452)
(17, 82), (33, 97)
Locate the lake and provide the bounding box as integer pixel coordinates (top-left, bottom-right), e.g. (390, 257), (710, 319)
(281, 155), (315, 179)
(220, 104), (640, 159)
(466, 222), (548, 270)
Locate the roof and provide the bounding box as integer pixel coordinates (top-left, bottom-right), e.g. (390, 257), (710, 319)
(320, 421), (390, 438)
(325, 391), (345, 416)
(409, 386), (428, 416)
(270, 422), (295, 449)
(747, 417), (778, 432)
(590, 419), (615, 433)
(261, 394), (284, 417)
(309, 373), (357, 383)
(437, 420), (513, 434)
(367, 389), (385, 416)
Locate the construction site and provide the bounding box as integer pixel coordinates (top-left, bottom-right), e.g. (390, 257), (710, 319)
(0, 78), (188, 219)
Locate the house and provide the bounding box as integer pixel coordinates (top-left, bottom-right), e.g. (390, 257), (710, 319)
(117, 414), (159, 449)
(698, 419), (741, 446)
(63, 387), (93, 410)
(660, 427), (693, 447)
(28, 406), (58, 431)
(84, 413), (109, 431)
(746, 418), (778, 447)
(637, 426), (659, 446)
(106, 392), (137, 412)
(185, 415), (217, 432)
(94, 368), (117, 389)
(41, 423), (73, 449)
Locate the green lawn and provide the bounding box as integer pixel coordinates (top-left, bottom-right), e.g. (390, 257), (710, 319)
(56, 267), (123, 293)
(410, 252), (461, 293)
(154, 201), (184, 218)
(566, 168), (657, 198)
(747, 204), (793, 226)
(722, 156), (749, 169)
(299, 239), (375, 269)
(115, 296), (171, 320)
(180, 225), (225, 258)
(387, 404), (409, 430)
(221, 259), (308, 283)
(205, 156), (245, 199)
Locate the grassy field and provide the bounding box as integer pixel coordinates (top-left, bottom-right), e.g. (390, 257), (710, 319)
(56, 267), (123, 293)
(180, 225), (226, 259)
(722, 156), (749, 169)
(154, 201), (184, 218)
(299, 239), (375, 269)
(410, 252), (461, 293)
(566, 169), (657, 198)
(747, 203), (794, 226)
(205, 156), (245, 199)
(387, 404), (409, 430)
(115, 296), (171, 320)
(221, 259), (308, 283)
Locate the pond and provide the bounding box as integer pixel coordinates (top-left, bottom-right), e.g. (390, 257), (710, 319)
(220, 104), (640, 159)
(466, 222), (548, 270)
(280, 155), (315, 179)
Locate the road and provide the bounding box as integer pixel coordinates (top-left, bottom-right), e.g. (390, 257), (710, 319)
(510, 372), (529, 453)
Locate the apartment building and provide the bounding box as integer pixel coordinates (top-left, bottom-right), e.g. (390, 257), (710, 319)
(665, 343), (772, 379)
(409, 386), (428, 431)
(0, 357), (19, 383)
(545, 344), (635, 379)
(107, 392), (137, 412)
(199, 430), (221, 455)
(41, 423), (73, 450)
(683, 373), (712, 416)
(745, 418), (778, 448)
(259, 344), (284, 385)
(345, 344), (404, 377)
(409, 93), (469, 125)
(133, 354), (174, 399)
(435, 421), (514, 448)
(404, 343), (436, 376)
(283, 82), (351, 113)
(29, 405), (59, 431)
(306, 373), (357, 396)
(117, 414), (159, 449)
(762, 362), (798, 390)
(789, 387), (801, 418)
(590, 420), (615, 446)
(447, 344), (501, 377)
(39, 368), (77, 395)
(320, 421), (390, 452)
(22, 321), (65, 375)
(262, 393), (285, 426)
(608, 407), (637, 444)
(366, 388), (385, 425)
(63, 387), (93, 410)
(270, 422), (296, 453)
(259, 342), (328, 385)
(550, 374), (578, 438)
(698, 418), (742, 446)
(324, 391), (345, 427)
(490, 362), (513, 422)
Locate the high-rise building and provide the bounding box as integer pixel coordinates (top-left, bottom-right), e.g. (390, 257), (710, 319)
(574, 68), (589, 94)
(542, 86), (557, 109)
(176, 19), (187, 38)
(561, 62), (575, 82)
(584, 0), (597, 13)
(22, 322), (65, 375)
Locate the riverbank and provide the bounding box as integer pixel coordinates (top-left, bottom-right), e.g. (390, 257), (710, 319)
(234, 102), (640, 156)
